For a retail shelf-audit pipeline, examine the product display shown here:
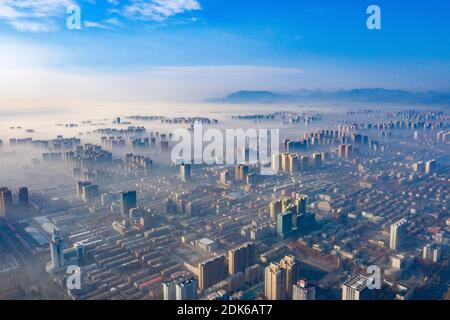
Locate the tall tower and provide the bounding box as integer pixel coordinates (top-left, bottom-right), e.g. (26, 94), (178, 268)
(425, 159), (436, 174)
(390, 218), (408, 251)
(288, 154), (299, 173)
(18, 187), (30, 208)
(76, 181), (92, 199)
(295, 194), (308, 215)
(228, 242), (256, 275)
(338, 144), (346, 159)
(280, 255), (301, 299)
(235, 164), (249, 181)
(121, 191), (137, 217)
(293, 279), (316, 300)
(264, 262), (286, 300)
(180, 163), (192, 182)
(176, 278), (198, 300)
(269, 199), (282, 220)
(198, 255), (226, 291)
(277, 210), (293, 239)
(50, 230), (64, 270)
(312, 153), (322, 168)
(163, 280), (176, 300)
(0, 187), (13, 217)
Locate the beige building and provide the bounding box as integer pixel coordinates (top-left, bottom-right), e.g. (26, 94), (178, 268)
(288, 154), (299, 173)
(265, 254), (301, 300)
(269, 199), (282, 220)
(264, 262), (286, 300)
(280, 255), (301, 299)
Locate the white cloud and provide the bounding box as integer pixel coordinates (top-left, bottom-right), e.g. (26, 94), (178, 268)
(84, 20), (108, 29)
(0, 45), (307, 108)
(104, 17), (123, 27)
(84, 16), (124, 29)
(0, 0), (201, 31)
(9, 19), (55, 31)
(124, 0), (201, 21)
(0, 0), (75, 31)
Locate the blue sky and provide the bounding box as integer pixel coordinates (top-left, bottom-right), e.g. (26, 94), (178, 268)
(0, 0), (449, 106)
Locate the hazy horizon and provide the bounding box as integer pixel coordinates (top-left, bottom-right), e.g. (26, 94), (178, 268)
(1, 0), (450, 110)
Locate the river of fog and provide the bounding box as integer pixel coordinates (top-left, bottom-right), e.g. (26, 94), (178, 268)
(0, 101), (447, 184)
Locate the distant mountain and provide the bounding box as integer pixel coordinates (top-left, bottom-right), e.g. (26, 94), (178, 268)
(216, 90), (284, 103)
(212, 88), (450, 104)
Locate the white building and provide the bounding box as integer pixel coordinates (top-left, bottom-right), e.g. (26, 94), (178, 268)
(292, 279), (316, 300)
(163, 281), (176, 300)
(423, 244), (441, 263)
(197, 238), (217, 253)
(47, 229), (65, 273)
(425, 159), (436, 174)
(390, 218), (408, 251)
(342, 275), (372, 300)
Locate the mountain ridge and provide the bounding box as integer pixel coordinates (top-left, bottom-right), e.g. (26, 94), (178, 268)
(211, 88), (450, 104)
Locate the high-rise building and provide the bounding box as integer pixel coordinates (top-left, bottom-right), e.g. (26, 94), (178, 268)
(425, 159), (436, 174)
(82, 184), (99, 202)
(294, 194), (308, 215)
(245, 264), (261, 284)
(412, 161), (425, 173)
(295, 211), (316, 231)
(389, 218), (408, 251)
(18, 187), (30, 208)
(180, 163), (191, 182)
(176, 278), (198, 300)
(74, 242), (86, 259)
(228, 242), (256, 275)
(50, 230), (64, 271)
(293, 279), (316, 300)
(288, 154), (299, 173)
(281, 153), (290, 172)
(338, 144), (346, 159)
(272, 154), (281, 172)
(0, 187), (13, 217)
(220, 170), (230, 185)
(277, 210), (292, 239)
(345, 144), (353, 159)
(198, 255), (226, 291)
(280, 255), (301, 299)
(76, 181), (92, 199)
(353, 133), (363, 144)
(163, 280), (176, 300)
(300, 155), (309, 171)
(121, 191), (137, 217)
(423, 243), (441, 263)
(269, 199), (283, 220)
(246, 172), (257, 185)
(312, 153), (322, 169)
(264, 262), (286, 300)
(342, 275), (372, 300)
(282, 198), (292, 212)
(235, 164), (249, 181)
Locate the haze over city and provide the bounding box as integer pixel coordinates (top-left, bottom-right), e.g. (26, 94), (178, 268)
(0, 0), (449, 308)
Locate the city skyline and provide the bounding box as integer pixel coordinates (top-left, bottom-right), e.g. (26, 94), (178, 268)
(0, 0), (449, 306)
